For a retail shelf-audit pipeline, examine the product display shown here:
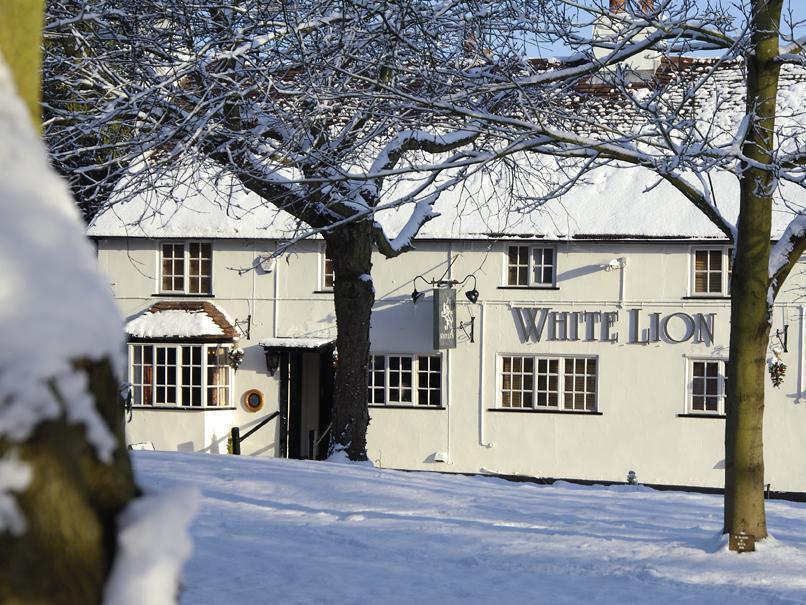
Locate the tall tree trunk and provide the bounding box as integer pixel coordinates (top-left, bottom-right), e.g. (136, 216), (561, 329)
(326, 222), (374, 461)
(0, 4), (138, 599)
(0, 0), (43, 129)
(723, 0), (783, 542)
(0, 359), (138, 603)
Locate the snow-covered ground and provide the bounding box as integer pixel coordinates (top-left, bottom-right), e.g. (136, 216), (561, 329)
(135, 452), (806, 604)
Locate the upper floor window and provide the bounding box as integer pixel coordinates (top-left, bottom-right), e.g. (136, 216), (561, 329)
(500, 355), (598, 412)
(506, 245), (555, 287)
(322, 252), (334, 290)
(368, 354), (442, 407)
(161, 242), (212, 294)
(692, 248), (732, 296)
(688, 359), (725, 414)
(130, 343), (231, 408)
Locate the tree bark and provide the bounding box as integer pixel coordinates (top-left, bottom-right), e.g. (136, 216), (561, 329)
(0, 0), (43, 129)
(0, 5), (138, 598)
(0, 359), (138, 604)
(326, 222), (375, 461)
(723, 0), (783, 542)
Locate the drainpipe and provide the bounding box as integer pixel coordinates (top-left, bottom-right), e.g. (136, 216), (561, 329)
(272, 247), (279, 339)
(618, 257), (627, 308)
(478, 302), (494, 448)
(798, 305), (805, 403)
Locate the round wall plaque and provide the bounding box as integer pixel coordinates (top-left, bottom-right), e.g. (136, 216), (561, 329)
(243, 389), (264, 412)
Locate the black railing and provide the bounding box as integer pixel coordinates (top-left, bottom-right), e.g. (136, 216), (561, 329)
(308, 422), (332, 460)
(230, 411), (280, 455)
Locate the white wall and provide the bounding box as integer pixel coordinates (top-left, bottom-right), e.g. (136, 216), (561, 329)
(98, 237), (806, 492)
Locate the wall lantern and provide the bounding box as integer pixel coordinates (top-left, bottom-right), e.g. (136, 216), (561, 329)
(264, 349), (281, 376)
(410, 273), (480, 304)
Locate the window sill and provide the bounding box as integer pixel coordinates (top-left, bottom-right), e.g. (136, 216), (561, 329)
(682, 295), (729, 300)
(487, 408), (602, 416)
(151, 293), (215, 298)
(497, 286), (560, 291)
(131, 405), (236, 411)
(369, 405), (445, 410)
(312, 290), (334, 294)
(677, 413), (726, 419)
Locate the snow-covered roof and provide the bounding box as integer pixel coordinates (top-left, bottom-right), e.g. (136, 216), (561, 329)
(259, 338), (335, 350)
(87, 59), (806, 243)
(88, 162), (804, 241)
(126, 302), (238, 340)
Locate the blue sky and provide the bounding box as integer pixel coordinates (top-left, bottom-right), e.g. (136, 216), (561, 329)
(525, 0), (806, 59)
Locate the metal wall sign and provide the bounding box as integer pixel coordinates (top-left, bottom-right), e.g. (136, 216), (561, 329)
(512, 307), (716, 346)
(433, 288), (457, 349)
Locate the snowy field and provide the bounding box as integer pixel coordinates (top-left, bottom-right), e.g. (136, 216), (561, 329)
(134, 452), (806, 604)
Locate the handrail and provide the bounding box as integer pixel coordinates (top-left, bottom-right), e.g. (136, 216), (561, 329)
(313, 422), (332, 452)
(230, 411), (280, 455)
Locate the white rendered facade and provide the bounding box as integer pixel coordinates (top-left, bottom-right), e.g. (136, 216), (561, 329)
(92, 229), (806, 493)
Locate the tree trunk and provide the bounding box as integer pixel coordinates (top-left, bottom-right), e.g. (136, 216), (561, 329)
(0, 5), (138, 598)
(0, 0), (43, 129)
(326, 222), (374, 461)
(723, 0), (783, 542)
(0, 359), (138, 604)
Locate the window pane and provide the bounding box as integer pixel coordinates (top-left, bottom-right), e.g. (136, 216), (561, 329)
(501, 355), (534, 409)
(517, 267), (527, 285)
(507, 246), (529, 286)
(562, 357), (598, 412)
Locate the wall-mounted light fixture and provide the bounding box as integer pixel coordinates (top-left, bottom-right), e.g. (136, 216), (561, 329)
(602, 257), (628, 272)
(410, 273), (480, 304)
(263, 349), (281, 376)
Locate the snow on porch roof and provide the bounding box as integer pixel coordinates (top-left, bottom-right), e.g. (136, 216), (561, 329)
(126, 301), (238, 340)
(259, 337), (335, 350)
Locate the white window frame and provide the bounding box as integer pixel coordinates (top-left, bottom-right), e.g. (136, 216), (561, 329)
(689, 247), (732, 296)
(504, 244), (557, 287)
(320, 247), (335, 291)
(158, 241), (213, 295)
(685, 357), (726, 415)
(498, 354), (599, 412)
(367, 353), (443, 407)
(129, 342), (232, 408)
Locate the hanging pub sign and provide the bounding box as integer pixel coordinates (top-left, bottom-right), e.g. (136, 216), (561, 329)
(434, 288), (457, 349)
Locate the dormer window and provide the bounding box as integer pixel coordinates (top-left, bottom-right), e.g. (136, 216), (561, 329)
(160, 242), (212, 295)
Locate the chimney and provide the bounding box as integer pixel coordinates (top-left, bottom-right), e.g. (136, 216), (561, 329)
(609, 0), (653, 11)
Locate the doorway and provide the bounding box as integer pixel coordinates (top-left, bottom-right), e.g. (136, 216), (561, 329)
(275, 344), (335, 460)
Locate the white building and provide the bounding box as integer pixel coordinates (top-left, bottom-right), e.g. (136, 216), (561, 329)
(89, 156), (806, 494)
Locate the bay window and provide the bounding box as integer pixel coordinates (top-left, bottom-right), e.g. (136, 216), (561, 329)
(130, 343), (231, 407)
